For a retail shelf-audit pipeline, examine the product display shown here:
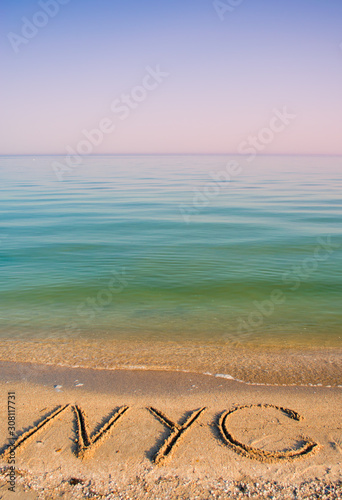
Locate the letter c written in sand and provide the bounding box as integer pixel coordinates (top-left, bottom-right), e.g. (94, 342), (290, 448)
(218, 404), (319, 463)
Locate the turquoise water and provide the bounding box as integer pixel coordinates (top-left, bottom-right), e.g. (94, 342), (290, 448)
(0, 155), (341, 349)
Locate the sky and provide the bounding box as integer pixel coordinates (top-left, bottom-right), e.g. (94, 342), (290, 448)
(1, 0), (342, 155)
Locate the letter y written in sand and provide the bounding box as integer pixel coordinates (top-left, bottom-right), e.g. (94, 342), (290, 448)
(148, 407), (206, 464)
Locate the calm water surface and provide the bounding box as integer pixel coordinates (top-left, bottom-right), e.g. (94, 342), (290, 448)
(0, 155), (341, 349)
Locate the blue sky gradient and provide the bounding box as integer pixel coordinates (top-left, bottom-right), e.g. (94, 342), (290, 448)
(1, 0), (342, 154)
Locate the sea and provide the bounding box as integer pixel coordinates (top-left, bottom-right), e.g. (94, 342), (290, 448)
(0, 155), (341, 385)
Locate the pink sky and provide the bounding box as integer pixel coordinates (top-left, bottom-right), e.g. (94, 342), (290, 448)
(1, 0), (342, 155)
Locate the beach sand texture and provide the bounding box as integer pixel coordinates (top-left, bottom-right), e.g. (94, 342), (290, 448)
(0, 363), (341, 499)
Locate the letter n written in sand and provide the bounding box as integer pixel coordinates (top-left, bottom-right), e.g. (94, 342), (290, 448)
(0, 405), (70, 460)
(0, 404), (130, 461)
(73, 405), (129, 459)
(148, 407), (206, 465)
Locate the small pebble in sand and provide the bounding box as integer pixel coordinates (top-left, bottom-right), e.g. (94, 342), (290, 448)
(54, 385), (63, 392)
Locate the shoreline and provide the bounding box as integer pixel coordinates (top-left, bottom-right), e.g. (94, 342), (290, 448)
(0, 337), (341, 387)
(0, 358), (341, 390)
(1, 359), (342, 391)
(0, 362), (341, 499)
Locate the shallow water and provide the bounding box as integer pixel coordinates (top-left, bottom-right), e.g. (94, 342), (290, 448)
(0, 155), (341, 353)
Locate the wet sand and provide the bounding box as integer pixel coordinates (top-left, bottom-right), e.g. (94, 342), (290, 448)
(0, 338), (341, 387)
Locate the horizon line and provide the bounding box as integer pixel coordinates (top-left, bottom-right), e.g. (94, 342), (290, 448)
(0, 153), (342, 158)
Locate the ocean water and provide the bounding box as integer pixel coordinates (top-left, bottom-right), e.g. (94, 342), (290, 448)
(0, 155), (341, 354)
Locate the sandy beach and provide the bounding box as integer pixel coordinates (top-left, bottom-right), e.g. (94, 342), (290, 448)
(0, 361), (341, 499)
